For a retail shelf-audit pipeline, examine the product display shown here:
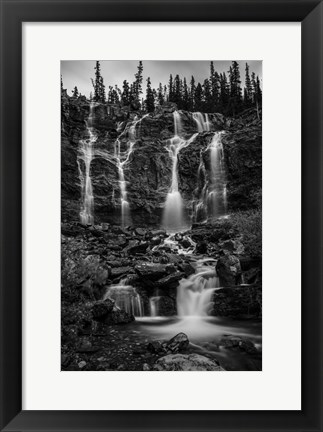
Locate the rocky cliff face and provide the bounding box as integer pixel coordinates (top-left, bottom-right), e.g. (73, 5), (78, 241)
(222, 111), (262, 211)
(61, 95), (261, 225)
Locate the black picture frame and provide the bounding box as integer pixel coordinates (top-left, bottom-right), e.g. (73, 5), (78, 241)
(0, 0), (322, 431)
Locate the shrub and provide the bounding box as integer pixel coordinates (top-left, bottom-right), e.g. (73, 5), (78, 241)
(230, 209), (262, 258)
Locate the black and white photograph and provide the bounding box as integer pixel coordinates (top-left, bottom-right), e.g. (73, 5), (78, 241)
(61, 60), (262, 372)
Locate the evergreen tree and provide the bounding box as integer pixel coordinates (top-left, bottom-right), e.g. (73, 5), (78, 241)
(256, 76), (262, 105)
(251, 73), (262, 118)
(93, 61), (101, 102)
(219, 73), (230, 112)
(228, 61), (242, 115)
(189, 76), (196, 111)
(99, 76), (106, 102)
(92, 61), (106, 103)
(115, 85), (121, 102)
(108, 86), (119, 104)
(182, 77), (189, 110)
(244, 63), (253, 108)
(163, 85), (168, 102)
(145, 77), (155, 113)
(133, 61), (143, 102)
(152, 88), (158, 108)
(203, 78), (212, 112)
(210, 62), (220, 112)
(194, 83), (203, 111)
(129, 83), (135, 103)
(72, 86), (79, 97)
(61, 75), (64, 92)
(122, 80), (130, 105)
(168, 74), (174, 102)
(173, 74), (182, 108)
(157, 83), (165, 106)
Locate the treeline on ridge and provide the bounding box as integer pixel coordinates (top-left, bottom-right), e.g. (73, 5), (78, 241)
(63, 60), (262, 117)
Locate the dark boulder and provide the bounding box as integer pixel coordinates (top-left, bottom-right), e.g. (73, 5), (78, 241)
(155, 272), (185, 289)
(147, 332), (189, 356)
(135, 263), (168, 281)
(147, 340), (166, 354)
(135, 227), (146, 236)
(178, 261), (195, 277)
(126, 242), (149, 255)
(195, 240), (208, 254)
(216, 253), (242, 286)
(167, 332), (189, 353)
(110, 266), (133, 279)
(91, 298), (115, 321)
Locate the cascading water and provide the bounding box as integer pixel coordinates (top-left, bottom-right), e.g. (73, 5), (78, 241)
(193, 112), (211, 132)
(104, 279), (144, 317)
(177, 259), (220, 316)
(149, 296), (161, 317)
(194, 131), (227, 221)
(113, 114), (148, 227)
(163, 111), (198, 233)
(207, 132), (227, 216)
(77, 102), (97, 225)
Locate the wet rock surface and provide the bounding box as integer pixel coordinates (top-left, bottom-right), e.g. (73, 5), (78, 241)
(61, 96), (261, 225)
(153, 354), (224, 371)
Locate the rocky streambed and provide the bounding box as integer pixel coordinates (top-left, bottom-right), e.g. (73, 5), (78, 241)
(61, 218), (262, 371)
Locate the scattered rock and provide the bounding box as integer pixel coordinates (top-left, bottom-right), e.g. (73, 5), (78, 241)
(147, 340), (165, 354)
(150, 236), (162, 246)
(77, 340), (100, 353)
(78, 360), (87, 369)
(153, 354), (224, 371)
(151, 229), (166, 237)
(104, 307), (135, 324)
(219, 335), (258, 354)
(135, 227), (146, 236)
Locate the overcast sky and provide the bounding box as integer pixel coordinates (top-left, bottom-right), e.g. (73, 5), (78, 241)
(61, 60), (262, 97)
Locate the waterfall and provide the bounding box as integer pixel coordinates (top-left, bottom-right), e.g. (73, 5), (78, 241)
(163, 111), (198, 233)
(207, 132), (227, 217)
(77, 102), (97, 225)
(173, 110), (183, 135)
(177, 260), (220, 316)
(113, 114), (148, 227)
(149, 296), (161, 317)
(113, 136), (134, 228)
(205, 114), (211, 131)
(193, 112), (211, 132)
(104, 279), (144, 317)
(194, 131), (227, 221)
